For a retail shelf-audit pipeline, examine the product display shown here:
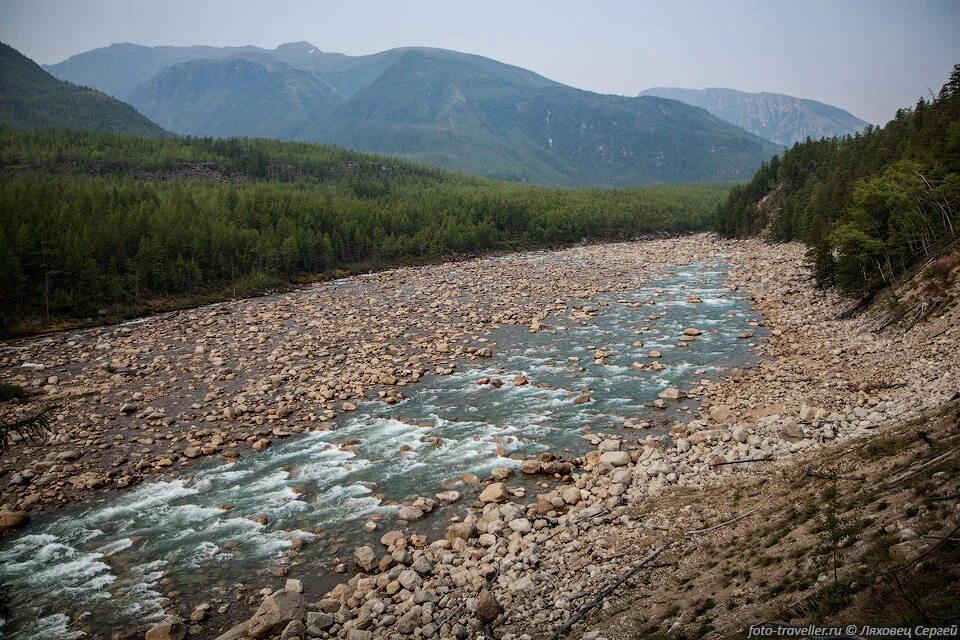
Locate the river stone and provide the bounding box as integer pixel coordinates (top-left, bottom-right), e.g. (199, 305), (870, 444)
(479, 482), (508, 503)
(398, 568), (421, 590)
(247, 589), (306, 638)
(509, 517), (532, 533)
(561, 486), (581, 505)
(306, 612), (335, 630)
(381, 530), (405, 547)
(397, 506), (425, 521)
(435, 490), (461, 504)
(476, 588), (503, 624)
(598, 451), (630, 467)
(780, 419), (804, 441)
(354, 546), (377, 572)
(598, 439), (621, 453)
(445, 521), (476, 541)
(146, 616), (187, 640)
(0, 510), (30, 536)
(397, 609), (421, 633)
(709, 405), (733, 423)
(657, 387), (684, 400)
(281, 620), (305, 640)
(490, 466), (512, 481)
(521, 459), (542, 474)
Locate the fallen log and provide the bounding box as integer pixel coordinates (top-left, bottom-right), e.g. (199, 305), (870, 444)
(685, 494), (773, 535)
(711, 456), (773, 467)
(804, 465), (866, 481)
(546, 542), (673, 640)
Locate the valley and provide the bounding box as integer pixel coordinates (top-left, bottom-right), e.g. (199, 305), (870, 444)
(0, 8), (957, 640)
(1, 234), (957, 639)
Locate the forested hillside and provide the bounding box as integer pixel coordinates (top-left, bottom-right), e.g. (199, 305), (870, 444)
(0, 42), (166, 137)
(714, 64), (960, 295)
(0, 130), (727, 334)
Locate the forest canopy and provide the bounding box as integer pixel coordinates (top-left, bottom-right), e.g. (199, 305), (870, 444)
(0, 130), (727, 335)
(714, 64), (960, 296)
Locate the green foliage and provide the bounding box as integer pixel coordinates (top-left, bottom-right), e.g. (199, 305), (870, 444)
(814, 484), (862, 585)
(0, 42), (167, 137)
(714, 64), (960, 296)
(0, 129), (727, 333)
(806, 579), (856, 618)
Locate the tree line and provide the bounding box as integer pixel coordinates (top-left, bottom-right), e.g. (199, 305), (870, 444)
(714, 64), (960, 296)
(0, 130), (726, 334)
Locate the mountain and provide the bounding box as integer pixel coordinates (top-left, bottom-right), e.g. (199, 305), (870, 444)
(0, 42), (166, 136)
(639, 87), (869, 146)
(42, 42), (261, 99)
(47, 42), (779, 186)
(128, 54), (341, 138)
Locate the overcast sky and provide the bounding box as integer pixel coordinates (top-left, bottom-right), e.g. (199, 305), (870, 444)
(1, 0), (958, 124)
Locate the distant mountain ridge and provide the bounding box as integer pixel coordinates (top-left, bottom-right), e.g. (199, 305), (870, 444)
(0, 42), (166, 136)
(639, 87), (869, 146)
(45, 42), (779, 186)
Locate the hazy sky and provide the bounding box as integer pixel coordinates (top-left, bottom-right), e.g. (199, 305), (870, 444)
(1, 0), (958, 124)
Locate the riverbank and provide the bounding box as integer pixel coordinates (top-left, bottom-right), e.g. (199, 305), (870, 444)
(200, 237), (959, 639)
(1, 235), (957, 639)
(0, 235), (727, 517)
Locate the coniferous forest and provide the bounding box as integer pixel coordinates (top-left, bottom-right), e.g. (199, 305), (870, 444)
(0, 130), (726, 334)
(714, 64), (960, 296)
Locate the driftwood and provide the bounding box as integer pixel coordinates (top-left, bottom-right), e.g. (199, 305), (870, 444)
(546, 542), (673, 640)
(685, 494), (773, 535)
(711, 456), (773, 467)
(804, 465), (866, 481)
(925, 491), (960, 502)
(883, 450), (956, 488)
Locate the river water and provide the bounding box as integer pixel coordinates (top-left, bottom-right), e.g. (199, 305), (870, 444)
(0, 261), (764, 639)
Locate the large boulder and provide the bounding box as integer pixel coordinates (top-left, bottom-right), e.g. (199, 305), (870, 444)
(146, 617), (187, 640)
(657, 387), (685, 401)
(246, 589), (306, 638)
(598, 451), (630, 467)
(479, 482), (508, 503)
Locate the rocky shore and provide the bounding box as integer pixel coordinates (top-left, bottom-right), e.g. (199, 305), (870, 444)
(0, 235), (724, 517)
(205, 238), (957, 640)
(2, 234), (958, 639)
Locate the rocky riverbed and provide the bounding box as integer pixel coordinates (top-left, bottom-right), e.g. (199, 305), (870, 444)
(1, 234), (958, 639)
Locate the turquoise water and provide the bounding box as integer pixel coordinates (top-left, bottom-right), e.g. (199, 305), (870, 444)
(0, 261), (764, 639)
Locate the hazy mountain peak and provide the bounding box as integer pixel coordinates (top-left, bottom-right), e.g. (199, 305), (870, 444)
(639, 86), (869, 146)
(39, 41), (779, 185)
(274, 41), (323, 54)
